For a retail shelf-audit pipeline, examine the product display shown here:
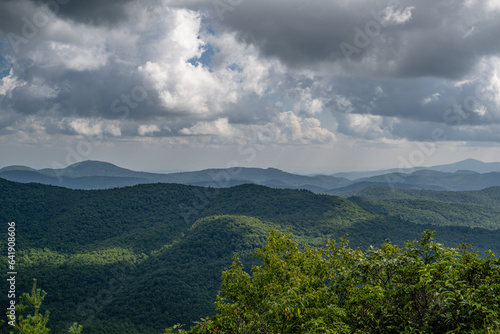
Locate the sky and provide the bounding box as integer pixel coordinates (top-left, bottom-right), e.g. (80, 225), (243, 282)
(1, 0), (500, 174)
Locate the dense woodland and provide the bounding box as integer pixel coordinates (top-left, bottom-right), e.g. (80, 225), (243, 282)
(1, 178), (500, 333)
(167, 230), (500, 333)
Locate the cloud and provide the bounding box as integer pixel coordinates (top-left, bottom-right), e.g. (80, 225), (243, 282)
(0, 69), (19, 97)
(380, 5), (414, 25)
(22, 0), (136, 27)
(330, 95), (355, 114)
(252, 111), (336, 145)
(0, 1), (288, 123)
(276, 111), (336, 144)
(0, 0), (500, 155)
(480, 57), (500, 111)
(202, 0), (500, 78)
(178, 112), (335, 145)
(180, 118), (238, 137)
(45, 40), (109, 71)
(335, 113), (398, 140)
(138, 124), (161, 136)
(292, 87), (325, 115)
(69, 119), (121, 137)
(422, 93), (441, 105)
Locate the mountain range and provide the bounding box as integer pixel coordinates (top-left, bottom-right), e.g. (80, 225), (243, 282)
(1, 177), (500, 333)
(331, 158), (500, 179)
(1, 158), (500, 193)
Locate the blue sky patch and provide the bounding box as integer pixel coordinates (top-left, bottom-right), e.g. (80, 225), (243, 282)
(187, 42), (215, 71)
(0, 55), (12, 79)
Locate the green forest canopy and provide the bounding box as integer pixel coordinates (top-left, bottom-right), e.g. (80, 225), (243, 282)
(6, 230), (499, 333)
(2, 178), (500, 333)
(167, 230), (500, 333)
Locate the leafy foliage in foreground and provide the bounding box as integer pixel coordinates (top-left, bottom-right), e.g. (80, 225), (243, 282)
(168, 230), (500, 333)
(3, 279), (83, 334)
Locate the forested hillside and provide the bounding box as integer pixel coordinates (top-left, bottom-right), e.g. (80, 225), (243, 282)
(167, 230), (500, 333)
(1, 178), (500, 333)
(345, 186), (500, 229)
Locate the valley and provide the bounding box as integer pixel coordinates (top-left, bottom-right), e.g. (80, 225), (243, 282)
(1, 173), (500, 333)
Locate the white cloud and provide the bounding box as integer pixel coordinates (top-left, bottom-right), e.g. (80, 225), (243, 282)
(105, 123), (122, 137)
(69, 119), (103, 136)
(25, 78), (59, 100)
(137, 10), (284, 117)
(381, 6), (415, 25)
(0, 70), (57, 100)
(69, 119), (121, 137)
(484, 58), (500, 107)
(332, 95), (355, 113)
(293, 88), (325, 115)
(474, 105), (487, 117)
(12, 117), (50, 144)
(180, 118), (239, 137)
(0, 69), (19, 98)
(178, 112), (335, 145)
(47, 41), (108, 71)
(17, 12), (114, 72)
(257, 111), (336, 145)
(422, 93), (441, 105)
(207, 31), (283, 97)
(462, 56), (500, 120)
(338, 113), (398, 140)
(486, 0), (500, 11)
(138, 124), (161, 136)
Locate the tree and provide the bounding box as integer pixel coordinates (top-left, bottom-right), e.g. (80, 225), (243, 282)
(3, 279), (83, 334)
(166, 230), (500, 333)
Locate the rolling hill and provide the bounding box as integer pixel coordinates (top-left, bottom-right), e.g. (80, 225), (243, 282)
(331, 158), (500, 179)
(340, 185), (500, 230)
(1, 178), (500, 333)
(329, 169), (500, 195)
(3, 159), (500, 193)
(0, 161), (350, 191)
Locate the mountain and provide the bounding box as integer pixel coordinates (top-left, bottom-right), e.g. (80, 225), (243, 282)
(0, 170), (65, 185)
(342, 185), (500, 230)
(345, 185), (500, 206)
(38, 160), (146, 178)
(0, 160), (350, 191)
(427, 158), (500, 173)
(343, 170), (500, 192)
(332, 158), (500, 180)
(0, 165), (35, 172)
(2, 159), (500, 193)
(1, 178), (500, 333)
(328, 180), (446, 197)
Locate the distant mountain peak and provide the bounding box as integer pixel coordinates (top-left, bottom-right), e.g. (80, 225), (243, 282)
(66, 160), (123, 169)
(460, 158), (484, 163)
(53, 160), (140, 178)
(427, 158), (500, 174)
(0, 165), (35, 173)
(454, 169), (479, 175)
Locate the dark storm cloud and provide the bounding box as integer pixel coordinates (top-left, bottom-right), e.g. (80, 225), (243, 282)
(210, 0), (373, 67)
(0, 0), (38, 39)
(1, 0), (500, 144)
(326, 76), (459, 121)
(1, 56), (167, 121)
(390, 118), (500, 143)
(0, 0), (294, 136)
(29, 0), (136, 26)
(0, 0), (201, 127)
(211, 0), (500, 78)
